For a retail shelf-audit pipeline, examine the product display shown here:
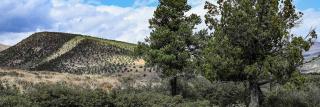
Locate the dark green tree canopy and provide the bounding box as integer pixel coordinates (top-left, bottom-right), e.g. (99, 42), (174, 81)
(204, 0), (317, 106)
(136, 0), (201, 77)
(204, 0), (317, 83)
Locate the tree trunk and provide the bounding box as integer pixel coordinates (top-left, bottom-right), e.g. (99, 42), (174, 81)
(170, 76), (178, 96)
(249, 82), (262, 107)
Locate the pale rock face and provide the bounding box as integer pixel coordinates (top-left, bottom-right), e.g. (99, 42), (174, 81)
(302, 42), (320, 73)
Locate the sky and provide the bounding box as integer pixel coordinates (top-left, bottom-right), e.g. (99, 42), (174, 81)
(0, 0), (319, 45)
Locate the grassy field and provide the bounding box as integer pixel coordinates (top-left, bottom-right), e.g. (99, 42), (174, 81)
(0, 66), (162, 92)
(1, 67), (319, 107)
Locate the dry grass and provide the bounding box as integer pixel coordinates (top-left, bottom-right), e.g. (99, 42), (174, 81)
(0, 58), (162, 92)
(134, 59), (146, 65)
(0, 67), (121, 92)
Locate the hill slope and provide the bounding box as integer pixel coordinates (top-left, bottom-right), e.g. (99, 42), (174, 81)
(301, 42), (320, 73)
(304, 42), (320, 61)
(0, 32), (156, 74)
(0, 44), (9, 52)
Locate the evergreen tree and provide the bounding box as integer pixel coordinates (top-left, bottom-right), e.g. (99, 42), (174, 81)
(135, 0), (201, 96)
(204, 0), (317, 106)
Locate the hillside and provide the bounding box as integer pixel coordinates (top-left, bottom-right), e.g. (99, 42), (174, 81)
(0, 43), (9, 52)
(301, 42), (320, 73)
(304, 42), (320, 61)
(0, 32), (158, 74)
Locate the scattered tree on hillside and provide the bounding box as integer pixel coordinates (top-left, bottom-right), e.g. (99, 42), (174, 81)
(204, 0), (317, 107)
(135, 0), (201, 96)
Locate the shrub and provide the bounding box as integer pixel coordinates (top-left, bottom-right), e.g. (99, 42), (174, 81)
(0, 96), (34, 107)
(204, 82), (249, 106)
(264, 91), (308, 107)
(111, 91), (211, 107)
(0, 84), (34, 107)
(26, 83), (114, 107)
(263, 76), (320, 107)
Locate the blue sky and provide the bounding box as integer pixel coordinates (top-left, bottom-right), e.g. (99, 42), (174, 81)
(88, 0), (156, 7)
(89, 0), (320, 9)
(0, 0), (319, 45)
(295, 0), (320, 10)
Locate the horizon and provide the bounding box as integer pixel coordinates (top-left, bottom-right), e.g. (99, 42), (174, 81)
(0, 0), (319, 45)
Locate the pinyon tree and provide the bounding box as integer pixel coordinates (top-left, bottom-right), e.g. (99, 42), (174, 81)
(135, 0), (201, 96)
(203, 0), (317, 106)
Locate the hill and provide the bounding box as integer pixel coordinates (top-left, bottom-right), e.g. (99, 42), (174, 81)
(0, 32), (158, 74)
(304, 42), (320, 61)
(301, 42), (320, 73)
(0, 43), (9, 52)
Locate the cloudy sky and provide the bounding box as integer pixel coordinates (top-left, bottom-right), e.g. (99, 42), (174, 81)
(0, 0), (319, 45)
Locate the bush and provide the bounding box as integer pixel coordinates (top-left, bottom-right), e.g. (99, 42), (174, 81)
(2, 75), (319, 107)
(113, 91), (183, 107)
(18, 82), (211, 107)
(111, 90), (210, 107)
(26, 83), (114, 107)
(0, 96), (34, 107)
(0, 84), (34, 107)
(264, 91), (308, 107)
(204, 82), (249, 106)
(263, 77), (320, 107)
(174, 76), (213, 100)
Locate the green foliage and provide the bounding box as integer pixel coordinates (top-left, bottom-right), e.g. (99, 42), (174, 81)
(205, 82), (249, 106)
(135, 0), (203, 96)
(26, 83), (114, 107)
(1, 75), (319, 107)
(204, 0), (317, 82)
(177, 76), (213, 99)
(204, 0), (317, 106)
(0, 80), (214, 107)
(0, 84), (34, 107)
(110, 77), (214, 107)
(263, 82), (320, 107)
(0, 96), (34, 107)
(113, 91), (184, 107)
(136, 0), (201, 76)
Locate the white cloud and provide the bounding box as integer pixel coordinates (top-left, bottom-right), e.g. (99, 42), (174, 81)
(292, 8), (320, 40)
(0, 0), (209, 45)
(0, 0), (319, 46)
(0, 0), (156, 45)
(49, 1), (155, 43)
(0, 32), (33, 45)
(188, 0), (209, 31)
(0, 0), (52, 45)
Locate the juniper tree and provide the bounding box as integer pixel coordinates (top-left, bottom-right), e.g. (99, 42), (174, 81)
(135, 0), (201, 96)
(204, 0), (317, 106)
